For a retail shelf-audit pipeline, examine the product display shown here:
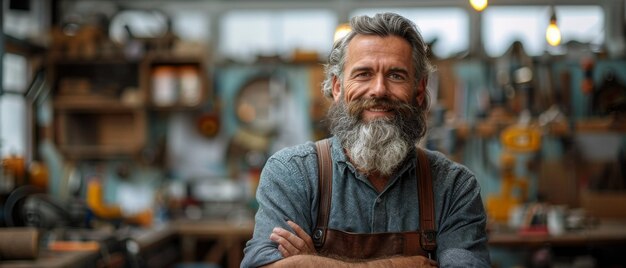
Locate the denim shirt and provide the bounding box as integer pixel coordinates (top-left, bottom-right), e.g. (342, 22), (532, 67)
(241, 137), (490, 267)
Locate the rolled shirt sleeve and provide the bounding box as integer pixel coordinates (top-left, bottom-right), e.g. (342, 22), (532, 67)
(241, 145), (317, 268)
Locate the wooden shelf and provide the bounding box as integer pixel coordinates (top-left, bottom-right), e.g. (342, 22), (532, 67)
(48, 54), (147, 160)
(49, 57), (139, 65)
(576, 117), (626, 133)
(450, 117), (623, 141)
(53, 97), (143, 110)
(58, 145), (144, 159)
(49, 53), (208, 160)
(53, 98), (147, 160)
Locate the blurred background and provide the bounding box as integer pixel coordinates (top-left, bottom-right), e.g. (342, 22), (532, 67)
(1, 0), (625, 267)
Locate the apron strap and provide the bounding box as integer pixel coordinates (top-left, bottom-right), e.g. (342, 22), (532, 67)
(417, 148), (437, 252)
(313, 138), (332, 248)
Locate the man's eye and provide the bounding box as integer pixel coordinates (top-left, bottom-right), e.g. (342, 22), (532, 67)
(355, 72), (370, 78)
(389, 73), (405, 80)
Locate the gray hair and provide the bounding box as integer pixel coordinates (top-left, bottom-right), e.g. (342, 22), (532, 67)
(321, 13), (433, 101)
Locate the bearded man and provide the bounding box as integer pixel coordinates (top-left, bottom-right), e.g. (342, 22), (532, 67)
(241, 12), (490, 268)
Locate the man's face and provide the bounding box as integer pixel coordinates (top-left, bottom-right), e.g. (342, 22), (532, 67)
(327, 34), (429, 175)
(331, 34), (426, 121)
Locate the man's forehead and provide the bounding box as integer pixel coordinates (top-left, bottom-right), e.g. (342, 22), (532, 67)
(344, 34), (414, 71)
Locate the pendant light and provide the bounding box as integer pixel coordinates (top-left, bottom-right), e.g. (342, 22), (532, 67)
(470, 0), (488, 12)
(546, 7), (561, 46)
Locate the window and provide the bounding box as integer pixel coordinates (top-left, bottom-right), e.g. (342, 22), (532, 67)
(170, 10), (211, 41)
(1, 53), (28, 157)
(110, 9), (211, 44)
(351, 8), (469, 58)
(109, 10), (171, 44)
(3, 0), (49, 41)
(219, 10), (336, 62)
(483, 5), (604, 57)
(557, 6), (604, 46)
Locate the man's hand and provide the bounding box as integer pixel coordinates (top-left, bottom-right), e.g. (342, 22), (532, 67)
(269, 220), (317, 257)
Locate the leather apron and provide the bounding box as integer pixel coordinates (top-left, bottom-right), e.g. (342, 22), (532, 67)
(312, 139), (437, 260)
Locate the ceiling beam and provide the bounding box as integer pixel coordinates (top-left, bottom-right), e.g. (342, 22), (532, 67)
(61, 0), (606, 12)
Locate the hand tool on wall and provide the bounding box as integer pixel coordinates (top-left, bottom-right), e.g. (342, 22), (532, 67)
(486, 123), (541, 223)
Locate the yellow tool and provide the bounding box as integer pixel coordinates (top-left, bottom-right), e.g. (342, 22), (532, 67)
(486, 124), (541, 223)
(87, 180), (153, 226)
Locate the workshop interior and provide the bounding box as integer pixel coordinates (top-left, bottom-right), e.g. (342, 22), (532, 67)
(1, 0), (625, 267)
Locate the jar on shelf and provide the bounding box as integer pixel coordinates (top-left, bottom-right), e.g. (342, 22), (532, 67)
(151, 66), (177, 107)
(179, 66), (201, 107)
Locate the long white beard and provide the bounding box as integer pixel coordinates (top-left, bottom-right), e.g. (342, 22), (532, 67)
(327, 96), (425, 176)
(346, 119), (411, 176)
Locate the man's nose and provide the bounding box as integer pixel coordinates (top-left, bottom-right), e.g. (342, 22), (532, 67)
(369, 74), (388, 98)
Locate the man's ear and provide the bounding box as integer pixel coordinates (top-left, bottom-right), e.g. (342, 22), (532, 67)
(332, 75), (341, 101)
(416, 77), (427, 106)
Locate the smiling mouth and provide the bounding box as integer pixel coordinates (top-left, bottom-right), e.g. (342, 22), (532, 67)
(367, 107), (392, 113)
(348, 98), (398, 118)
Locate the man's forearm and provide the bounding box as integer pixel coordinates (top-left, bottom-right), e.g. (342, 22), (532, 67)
(261, 255), (436, 268)
(261, 255), (351, 268)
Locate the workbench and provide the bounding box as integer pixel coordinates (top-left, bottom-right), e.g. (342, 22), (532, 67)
(0, 250), (101, 268)
(488, 220), (626, 267)
(7, 219), (622, 267)
(0, 219), (254, 268)
(131, 219), (254, 268)
(488, 220), (626, 247)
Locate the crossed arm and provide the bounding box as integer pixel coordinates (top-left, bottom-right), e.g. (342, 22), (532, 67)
(261, 220), (438, 268)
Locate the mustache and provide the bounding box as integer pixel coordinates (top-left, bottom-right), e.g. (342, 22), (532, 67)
(347, 98), (417, 119)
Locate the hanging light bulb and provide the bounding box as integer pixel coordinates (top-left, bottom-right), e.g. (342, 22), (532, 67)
(546, 7), (561, 46)
(470, 0), (488, 12)
(333, 23), (351, 43)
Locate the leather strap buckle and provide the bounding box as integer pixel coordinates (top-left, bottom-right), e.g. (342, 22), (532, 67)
(312, 227), (326, 248)
(420, 229), (437, 252)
